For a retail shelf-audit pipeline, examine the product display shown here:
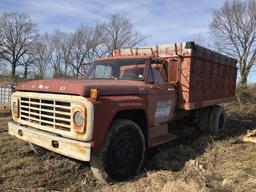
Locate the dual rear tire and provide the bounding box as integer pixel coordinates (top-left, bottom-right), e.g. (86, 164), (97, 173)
(198, 105), (226, 135)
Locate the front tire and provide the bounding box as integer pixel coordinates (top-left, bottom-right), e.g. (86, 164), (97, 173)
(90, 119), (145, 183)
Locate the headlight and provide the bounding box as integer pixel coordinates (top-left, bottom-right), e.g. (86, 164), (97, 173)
(72, 106), (86, 133)
(74, 111), (84, 127)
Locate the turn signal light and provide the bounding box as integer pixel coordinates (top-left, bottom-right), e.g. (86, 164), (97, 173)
(12, 98), (19, 119)
(90, 88), (99, 100)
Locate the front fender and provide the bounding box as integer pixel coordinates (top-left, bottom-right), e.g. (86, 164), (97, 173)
(91, 95), (146, 154)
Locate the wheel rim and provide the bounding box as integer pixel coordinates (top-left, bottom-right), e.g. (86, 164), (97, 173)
(105, 129), (144, 180)
(111, 134), (139, 170)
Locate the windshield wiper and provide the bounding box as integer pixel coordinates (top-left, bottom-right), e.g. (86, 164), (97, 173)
(105, 75), (117, 80)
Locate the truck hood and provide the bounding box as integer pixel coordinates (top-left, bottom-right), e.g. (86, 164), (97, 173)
(16, 79), (146, 96)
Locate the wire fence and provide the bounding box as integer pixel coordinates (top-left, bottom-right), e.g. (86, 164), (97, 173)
(0, 82), (14, 113)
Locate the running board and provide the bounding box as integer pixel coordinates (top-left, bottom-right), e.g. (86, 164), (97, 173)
(149, 133), (177, 147)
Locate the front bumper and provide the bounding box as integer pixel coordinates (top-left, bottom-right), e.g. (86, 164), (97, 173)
(8, 122), (91, 161)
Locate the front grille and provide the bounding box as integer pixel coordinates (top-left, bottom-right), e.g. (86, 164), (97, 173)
(20, 97), (71, 132)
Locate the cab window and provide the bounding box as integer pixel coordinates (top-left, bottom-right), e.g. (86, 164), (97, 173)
(147, 63), (167, 84)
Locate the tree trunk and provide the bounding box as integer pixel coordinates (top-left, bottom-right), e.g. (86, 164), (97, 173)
(23, 64), (28, 79)
(76, 69), (79, 78)
(11, 62), (16, 80)
(64, 64), (67, 78)
(239, 72), (248, 88)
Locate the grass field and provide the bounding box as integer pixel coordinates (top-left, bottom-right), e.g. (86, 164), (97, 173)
(1, 92), (256, 192)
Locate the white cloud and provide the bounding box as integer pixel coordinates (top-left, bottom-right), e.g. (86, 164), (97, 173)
(0, 0), (224, 44)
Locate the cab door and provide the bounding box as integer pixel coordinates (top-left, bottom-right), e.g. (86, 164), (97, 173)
(147, 83), (176, 126)
(146, 63), (177, 146)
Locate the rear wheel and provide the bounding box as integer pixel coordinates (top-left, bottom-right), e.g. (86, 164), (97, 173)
(208, 105), (226, 135)
(90, 119), (145, 183)
(198, 107), (211, 133)
(198, 105), (226, 136)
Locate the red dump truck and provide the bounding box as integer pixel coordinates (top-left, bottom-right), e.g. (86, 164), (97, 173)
(8, 42), (237, 182)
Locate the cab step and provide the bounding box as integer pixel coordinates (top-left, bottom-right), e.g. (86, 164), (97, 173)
(150, 133), (177, 147)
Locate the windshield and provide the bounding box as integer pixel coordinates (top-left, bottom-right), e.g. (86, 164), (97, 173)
(87, 59), (147, 81)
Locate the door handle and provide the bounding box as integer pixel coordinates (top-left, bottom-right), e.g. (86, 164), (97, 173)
(168, 88), (175, 91)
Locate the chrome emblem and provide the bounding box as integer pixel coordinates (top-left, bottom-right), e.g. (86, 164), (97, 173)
(38, 84), (49, 90)
(60, 86), (66, 91)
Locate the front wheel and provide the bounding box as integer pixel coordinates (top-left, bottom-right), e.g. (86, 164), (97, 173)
(90, 119), (145, 183)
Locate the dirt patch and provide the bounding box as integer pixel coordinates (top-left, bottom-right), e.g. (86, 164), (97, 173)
(1, 102), (256, 191)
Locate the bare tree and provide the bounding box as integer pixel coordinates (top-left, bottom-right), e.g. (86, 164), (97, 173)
(70, 25), (102, 77)
(0, 62), (8, 75)
(46, 31), (62, 77)
(210, 0), (256, 86)
(47, 30), (74, 78)
(99, 15), (146, 56)
(20, 53), (34, 79)
(192, 32), (207, 47)
(61, 33), (74, 78)
(47, 31), (63, 77)
(0, 12), (38, 79)
(32, 36), (51, 78)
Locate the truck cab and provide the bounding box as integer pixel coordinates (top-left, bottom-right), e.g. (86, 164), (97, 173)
(8, 42), (237, 182)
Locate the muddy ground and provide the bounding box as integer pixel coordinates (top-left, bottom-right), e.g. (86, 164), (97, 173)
(1, 102), (256, 192)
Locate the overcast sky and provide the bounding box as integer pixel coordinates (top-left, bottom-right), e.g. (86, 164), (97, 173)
(0, 0), (225, 45)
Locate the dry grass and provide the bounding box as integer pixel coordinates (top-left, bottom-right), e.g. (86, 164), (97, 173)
(1, 87), (256, 191)
(0, 103), (11, 112)
(226, 85), (256, 118)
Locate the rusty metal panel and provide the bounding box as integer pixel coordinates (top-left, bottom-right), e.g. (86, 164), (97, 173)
(174, 44), (237, 109)
(113, 43), (192, 58)
(113, 42), (237, 110)
(179, 49), (237, 110)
